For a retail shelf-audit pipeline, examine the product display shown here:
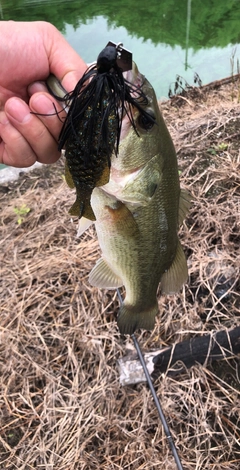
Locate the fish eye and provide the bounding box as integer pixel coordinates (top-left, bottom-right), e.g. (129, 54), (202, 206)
(137, 109), (156, 130)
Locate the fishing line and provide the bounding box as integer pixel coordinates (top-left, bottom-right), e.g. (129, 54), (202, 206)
(116, 288), (184, 470)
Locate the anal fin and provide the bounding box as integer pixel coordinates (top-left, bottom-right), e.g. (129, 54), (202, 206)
(161, 240), (188, 294)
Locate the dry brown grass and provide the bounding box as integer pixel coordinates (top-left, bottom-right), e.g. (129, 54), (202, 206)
(0, 79), (240, 469)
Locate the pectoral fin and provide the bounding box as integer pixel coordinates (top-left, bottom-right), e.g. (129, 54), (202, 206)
(161, 240), (188, 294)
(89, 258), (123, 289)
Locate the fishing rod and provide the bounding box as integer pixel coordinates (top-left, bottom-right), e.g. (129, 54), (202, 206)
(117, 289), (184, 470)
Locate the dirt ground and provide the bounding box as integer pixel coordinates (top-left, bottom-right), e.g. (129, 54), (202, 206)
(0, 77), (240, 470)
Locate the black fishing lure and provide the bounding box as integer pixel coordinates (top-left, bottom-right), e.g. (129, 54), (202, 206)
(48, 42), (155, 220)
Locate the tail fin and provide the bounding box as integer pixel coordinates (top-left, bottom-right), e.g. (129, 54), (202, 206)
(117, 302), (158, 335)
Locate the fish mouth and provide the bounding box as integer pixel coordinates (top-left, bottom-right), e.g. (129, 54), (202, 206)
(120, 62), (150, 140)
(123, 62), (146, 91)
(124, 62), (140, 85)
(119, 64), (141, 122)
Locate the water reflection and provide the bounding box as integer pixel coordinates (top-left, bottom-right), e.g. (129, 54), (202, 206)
(0, 0), (240, 97)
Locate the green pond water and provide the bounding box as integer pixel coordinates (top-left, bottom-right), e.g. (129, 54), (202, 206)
(0, 0), (240, 170)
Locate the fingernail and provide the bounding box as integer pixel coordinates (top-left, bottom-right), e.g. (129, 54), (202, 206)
(30, 94), (56, 115)
(28, 81), (47, 95)
(6, 98), (31, 124)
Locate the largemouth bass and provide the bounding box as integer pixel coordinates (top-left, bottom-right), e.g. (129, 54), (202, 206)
(47, 61), (190, 335)
(87, 62), (191, 335)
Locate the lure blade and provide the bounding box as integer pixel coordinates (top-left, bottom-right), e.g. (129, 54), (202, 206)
(106, 41), (132, 72)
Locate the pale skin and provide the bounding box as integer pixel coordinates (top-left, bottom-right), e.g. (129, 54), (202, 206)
(0, 21), (87, 167)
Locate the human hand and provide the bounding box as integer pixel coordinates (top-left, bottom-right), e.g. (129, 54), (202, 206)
(0, 21), (86, 167)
